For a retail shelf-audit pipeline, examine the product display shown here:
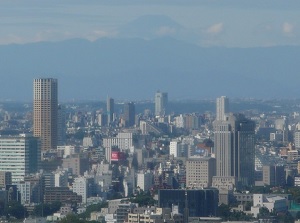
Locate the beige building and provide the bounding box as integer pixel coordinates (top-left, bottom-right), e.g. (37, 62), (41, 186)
(128, 207), (183, 223)
(33, 78), (58, 151)
(0, 171), (12, 187)
(186, 157), (216, 188)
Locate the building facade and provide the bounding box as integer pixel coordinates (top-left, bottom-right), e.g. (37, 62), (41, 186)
(0, 134), (41, 183)
(216, 96), (229, 121)
(33, 78), (58, 151)
(213, 113), (255, 187)
(155, 91), (168, 116)
(158, 189), (218, 217)
(186, 157), (216, 188)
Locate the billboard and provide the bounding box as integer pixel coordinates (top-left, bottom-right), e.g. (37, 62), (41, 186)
(111, 151), (125, 161)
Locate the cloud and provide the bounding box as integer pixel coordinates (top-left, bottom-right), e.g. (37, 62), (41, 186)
(206, 23), (224, 35)
(34, 30), (73, 42)
(282, 22), (294, 36)
(155, 26), (176, 36)
(86, 29), (118, 41)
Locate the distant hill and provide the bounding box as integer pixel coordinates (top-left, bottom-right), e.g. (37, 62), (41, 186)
(0, 37), (299, 101)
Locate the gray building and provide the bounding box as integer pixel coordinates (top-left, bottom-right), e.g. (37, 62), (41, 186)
(186, 157), (216, 188)
(155, 91), (168, 116)
(213, 112), (255, 187)
(158, 189), (218, 217)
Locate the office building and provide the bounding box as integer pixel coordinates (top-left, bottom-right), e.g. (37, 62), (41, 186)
(158, 189), (218, 217)
(295, 131), (300, 149)
(216, 96), (229, 121)
(107, 97), (114, 125)
(124, 102), (135, 127)
(262, 165), (285, 186)
(33, 78), (58, 151)
(155, 91), (168, 116)
(186, 157), (216, 188)
(0, 172), (12, 188)
(0, 134), (41, 183)
(137, 172), (153, 192)
(213, 112), (255, 187)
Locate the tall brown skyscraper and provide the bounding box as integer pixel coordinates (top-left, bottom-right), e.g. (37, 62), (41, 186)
(33, 78), (58, 151)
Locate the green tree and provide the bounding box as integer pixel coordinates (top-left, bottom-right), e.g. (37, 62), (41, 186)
(33, 201), (62, 217)
(78, 202), (108, 219)
(217, 204), (231, 220)
(130, 191), (156, 206)
(6, 201), (28, 219)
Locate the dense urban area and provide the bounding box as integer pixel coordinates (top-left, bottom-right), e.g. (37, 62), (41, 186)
(2, 79), (300, 223)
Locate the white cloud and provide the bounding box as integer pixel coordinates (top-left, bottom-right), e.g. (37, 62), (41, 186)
(155, 26), (176, 36)
(282, 22), (294, 35)
(86, 30), (118, 41)
(206, 23), (224, 35)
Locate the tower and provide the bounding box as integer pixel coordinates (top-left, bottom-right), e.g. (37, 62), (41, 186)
(155, 91), (168, 116)
(33, 78), (58, 151)
(213, 113), (255, 187)
(107, 97), (114, 126)
(216, 96), (229, 121)
(124, 102), (135, 127)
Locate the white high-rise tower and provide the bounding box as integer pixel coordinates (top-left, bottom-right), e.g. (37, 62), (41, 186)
(216, 96), (229, 121)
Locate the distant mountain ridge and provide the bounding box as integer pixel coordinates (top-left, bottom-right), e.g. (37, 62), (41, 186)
(0, 37), (299, 101)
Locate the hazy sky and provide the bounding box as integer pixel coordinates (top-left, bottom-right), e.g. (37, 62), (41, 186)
(1, 0), (300, 47)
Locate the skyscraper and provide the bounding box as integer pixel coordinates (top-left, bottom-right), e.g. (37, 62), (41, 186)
(107, 97), (114, 126)
(155, 91), (168, 116)
(213, 113), (255, 187)
(124, 102), (135, 127)
(216, 96), (229, 121)
(33, 78), (58, 151)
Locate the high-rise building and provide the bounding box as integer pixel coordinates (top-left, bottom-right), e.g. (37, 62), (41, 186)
(33, 78), (58, 151)
(107, 97), (114, 126)
(216, 96), (229, 121)
(124, 102), (135, 127)
(155, 91), (168, 116)
(0, 134), (41, 183)
(213, 113), (255, 187)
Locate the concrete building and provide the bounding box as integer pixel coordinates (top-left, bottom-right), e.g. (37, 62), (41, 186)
(33, 78), (58, 151)
(44, 187), (82, 204)
(251, 194), (288, 217)
(213, 113), (255, 187)
(158, 189), (218, 217)
(128, 207), (184, 223)
(216, 96), (229, 121)
(186, 157), (216, 188)
(103, 132), (134, 162)
(0, 134), (41, 183)
(54, 169), (68, 187)
(262, 165), (285, 186)
(295, 131), (300, 149)
(124, 102), (135, 127)
(169, 141), (180, 158)
(137, 172), (153, 192)
(107, 97), (114, 126)
(0, 172), (12, 188)
(72, 176), (89, 204)
(62, 155), (89, 176)
(155, 91), (168, 116)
